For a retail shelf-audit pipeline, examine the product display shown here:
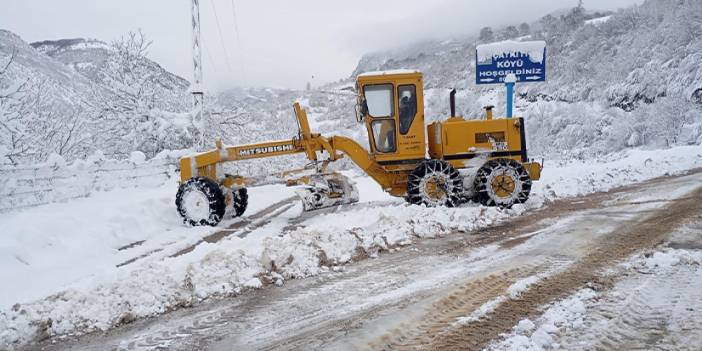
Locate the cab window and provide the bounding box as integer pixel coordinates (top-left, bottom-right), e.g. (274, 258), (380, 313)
(371, 119), (397, 153)
(398, 85), (417, 134)
(364, 84), (394, 118)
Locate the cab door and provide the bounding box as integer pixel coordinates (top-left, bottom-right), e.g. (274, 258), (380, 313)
(363, 83), (398, 162)
(395, 78), (425, 161)
(361, 76), (425, 164)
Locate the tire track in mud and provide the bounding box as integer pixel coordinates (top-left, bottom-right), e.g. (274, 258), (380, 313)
(426, 185), (702, 351)
(369, 267), (536, 350)
(368, 257), (575, 351)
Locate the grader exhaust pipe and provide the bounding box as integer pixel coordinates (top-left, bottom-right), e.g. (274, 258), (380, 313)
(450, 88), (457, 117)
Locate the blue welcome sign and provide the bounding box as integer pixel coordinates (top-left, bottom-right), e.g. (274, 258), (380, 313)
(475, 40), (547, 85)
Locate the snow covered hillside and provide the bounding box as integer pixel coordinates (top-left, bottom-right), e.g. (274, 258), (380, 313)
(206, 0), (702, 168)
(31, 37), (189, 94)
(3, 0), (700, 169)
(349, 0), (702, 157)
(0, 30), (193, 165)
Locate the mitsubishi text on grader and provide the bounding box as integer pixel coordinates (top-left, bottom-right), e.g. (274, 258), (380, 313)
(176, 70), (542, 226)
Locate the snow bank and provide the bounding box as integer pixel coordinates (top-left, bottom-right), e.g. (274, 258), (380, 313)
(2, 145), (702, 348)
(488, 288), (599, 351)
(534, 145), (702, 199)
(623, 247), (702, 272)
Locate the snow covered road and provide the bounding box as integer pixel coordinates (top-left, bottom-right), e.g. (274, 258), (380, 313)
(29, 167), (702, 351)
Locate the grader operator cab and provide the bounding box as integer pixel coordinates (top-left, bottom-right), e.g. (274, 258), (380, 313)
(176, 70), (542, 226)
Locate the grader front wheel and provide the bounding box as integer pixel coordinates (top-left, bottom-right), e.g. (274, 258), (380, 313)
(407, 159), (463, 207)
(176, 177), (226, 226)
(474, 158), (531, 208)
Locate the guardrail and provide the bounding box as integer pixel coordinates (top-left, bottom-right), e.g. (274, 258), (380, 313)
(0, 151), (187, 213)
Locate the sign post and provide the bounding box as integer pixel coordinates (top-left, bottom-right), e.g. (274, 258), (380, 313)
(504, 73), (516, 118)
(475, 40), (546, 118)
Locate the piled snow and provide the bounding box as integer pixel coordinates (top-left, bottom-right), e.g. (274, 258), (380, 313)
(623, 247), (702, 272)
(488, 288), (599, 351)
(2, 145), (702, 348)
(534, 145), (702, 200)
(476, 40), (546, 64)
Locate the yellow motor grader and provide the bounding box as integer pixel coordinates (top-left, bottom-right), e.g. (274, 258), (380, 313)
(176, 70), (541, 226)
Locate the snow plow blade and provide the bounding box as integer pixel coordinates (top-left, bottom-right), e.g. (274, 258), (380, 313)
(293, 173), (359, 211)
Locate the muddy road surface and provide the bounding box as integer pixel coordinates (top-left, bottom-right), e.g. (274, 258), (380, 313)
(34, 170), (702, 351)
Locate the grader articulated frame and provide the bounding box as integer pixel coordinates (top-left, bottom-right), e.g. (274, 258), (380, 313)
(176, 70), (542, 226)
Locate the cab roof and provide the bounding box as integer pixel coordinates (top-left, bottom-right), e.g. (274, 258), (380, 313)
(356, 69), (420, 77)
(356, 69), (423, 86)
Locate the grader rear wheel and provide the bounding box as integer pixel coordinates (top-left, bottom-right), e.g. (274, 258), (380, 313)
(175, 177), (226, 226)
(232, 188), (248, 217)
(474, 158), (531, 208)
(407, 159), (463, 207)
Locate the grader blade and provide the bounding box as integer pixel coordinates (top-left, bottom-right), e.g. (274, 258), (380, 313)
(295, 173), (359, 211)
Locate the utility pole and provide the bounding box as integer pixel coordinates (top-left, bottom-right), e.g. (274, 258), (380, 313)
(191, 0), (205, 149)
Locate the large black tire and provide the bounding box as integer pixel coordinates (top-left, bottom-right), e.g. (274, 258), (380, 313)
(406, 159), (463, 207)
(176, 177), (226, 226)
(232, 188), (248, 217)
(473, 158), (531, 208)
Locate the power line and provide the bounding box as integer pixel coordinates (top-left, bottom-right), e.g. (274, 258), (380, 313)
(208, 0), (235, 75)
(230, 0), (242, 48)
(203, 41), (220, 88)
(230, 0), (246, 78)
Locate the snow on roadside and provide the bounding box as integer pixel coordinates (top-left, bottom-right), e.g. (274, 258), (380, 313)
(487, 288), (600, 351)
(487, 248), (702, 351)
(2, 144), (702, 349)
(534, 145), (702, 200)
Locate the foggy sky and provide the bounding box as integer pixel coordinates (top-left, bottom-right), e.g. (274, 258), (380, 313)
(1, 0), (643, 91)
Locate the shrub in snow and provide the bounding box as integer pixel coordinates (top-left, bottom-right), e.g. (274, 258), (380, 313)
(129, 151), (146, 164)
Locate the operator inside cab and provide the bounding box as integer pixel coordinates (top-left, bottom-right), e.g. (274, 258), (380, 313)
(399, 87), (417, 133)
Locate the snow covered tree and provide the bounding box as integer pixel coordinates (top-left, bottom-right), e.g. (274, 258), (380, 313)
(0, 51), (30, 164)
(500, 26), (520, 40)
(87, 30), (193, 157)
(27, 81), (91, 161)
(561, 1), (586, 29)
(0, 54), (93, 164)
(479, 27), (494, 42)
(519, 22), (531, 36)
(646, 97), (694, 147)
